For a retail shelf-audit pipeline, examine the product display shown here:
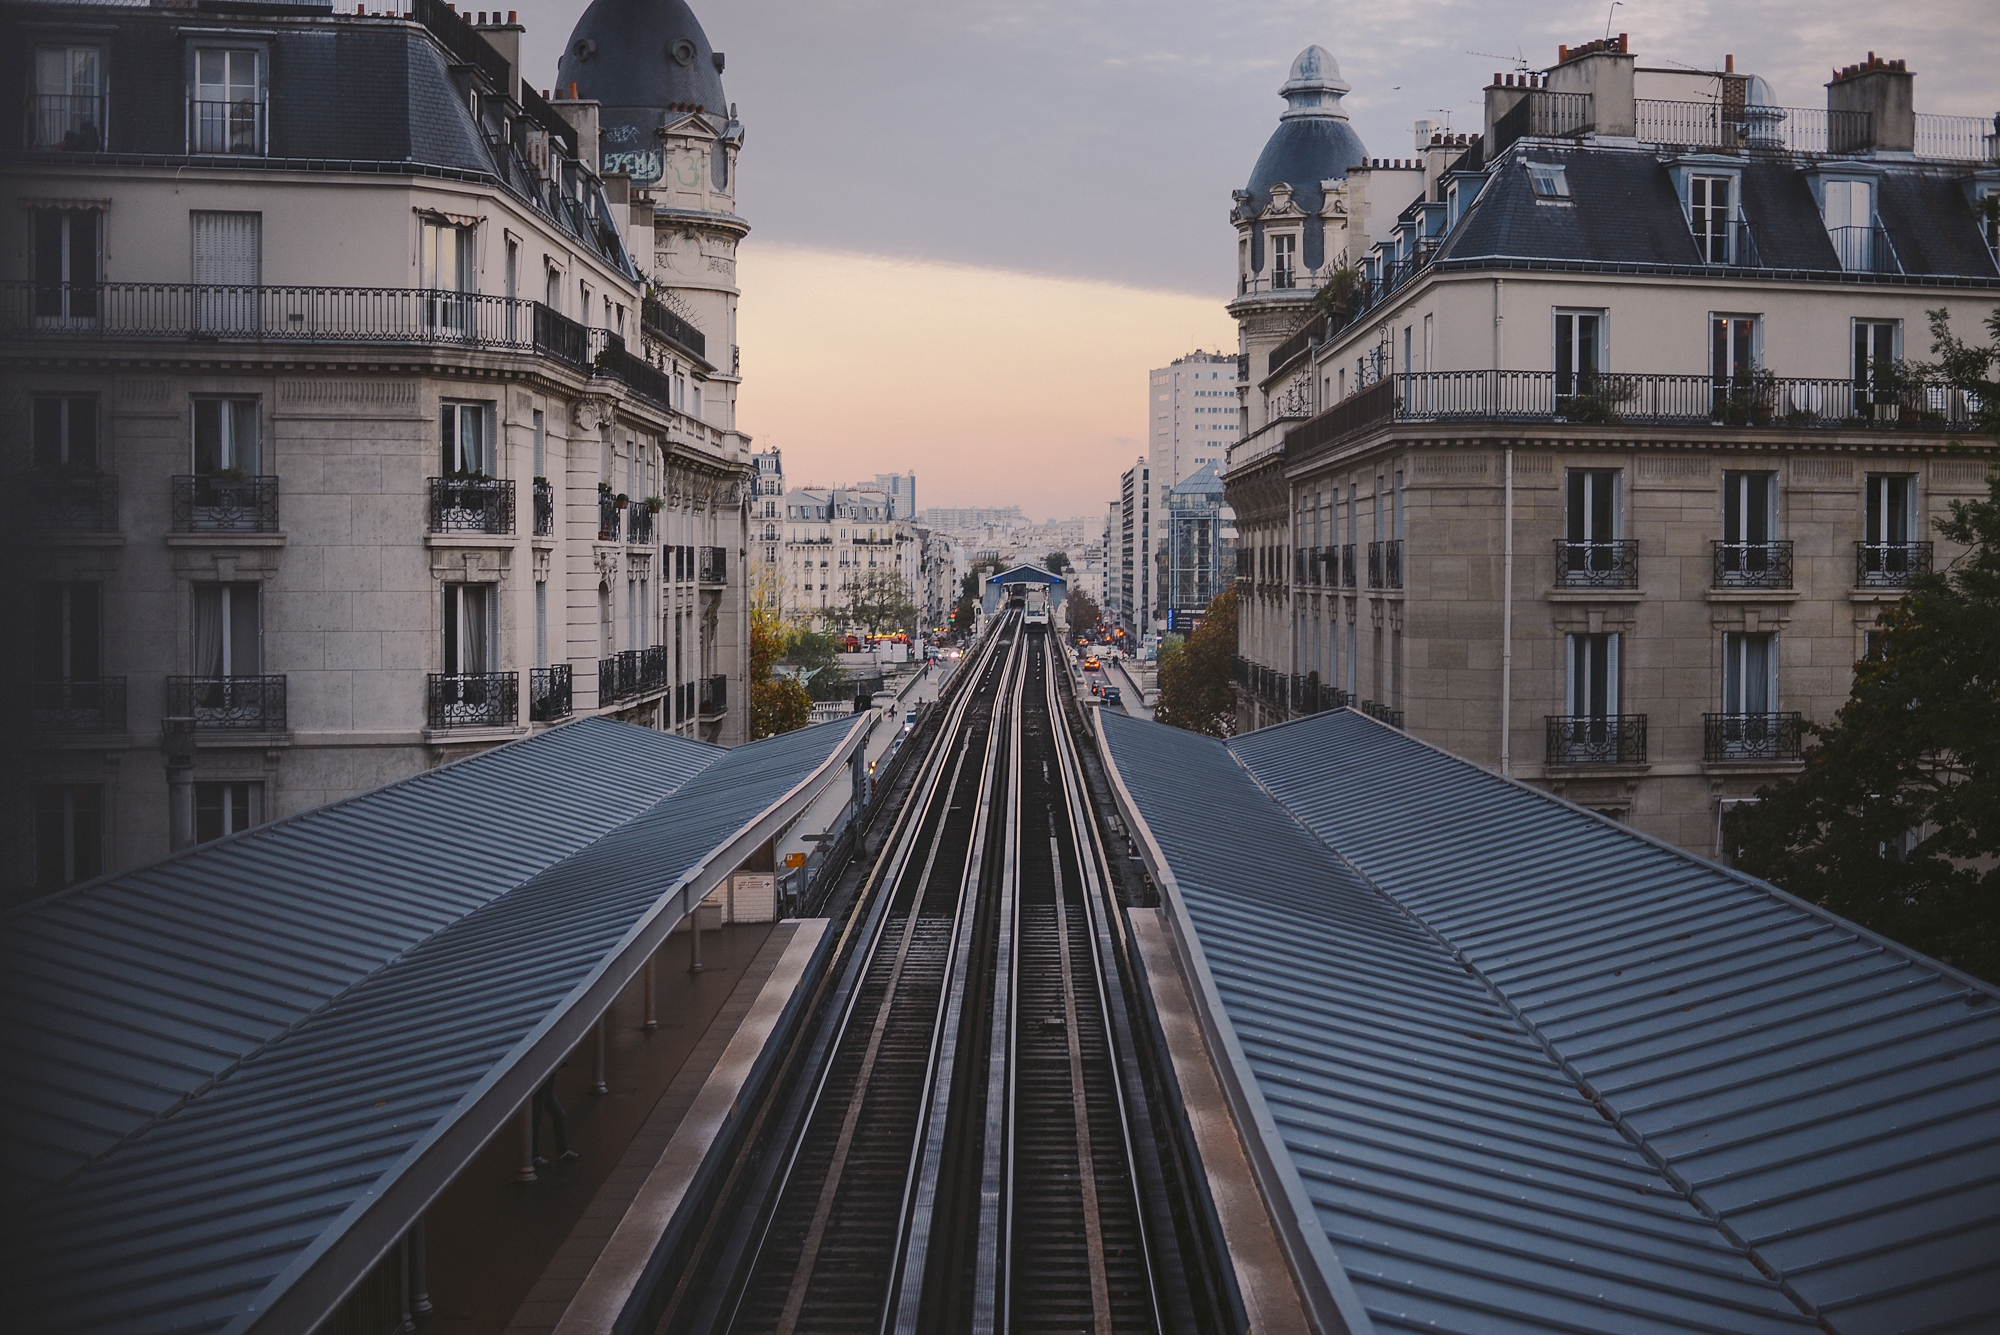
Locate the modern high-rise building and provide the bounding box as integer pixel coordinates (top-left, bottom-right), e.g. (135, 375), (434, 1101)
(874, 471), (917, 520)
(1160, 462), (1233, 633)
(1149, 351), (1241, 491)
(2, 0), (755, 898)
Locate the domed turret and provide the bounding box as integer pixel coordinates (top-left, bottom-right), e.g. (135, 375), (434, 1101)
(556, 0), (727, 186)
(1242, 45), (1368, 217)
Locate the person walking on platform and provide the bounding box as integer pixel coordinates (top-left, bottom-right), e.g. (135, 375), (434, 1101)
(531, 1073), (580, 1166)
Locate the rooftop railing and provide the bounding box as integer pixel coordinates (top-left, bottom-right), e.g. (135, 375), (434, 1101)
(1912, 113), (2000, 163)
(1633, 100), (1873, 155)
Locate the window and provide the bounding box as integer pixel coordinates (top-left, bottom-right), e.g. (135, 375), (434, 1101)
(440, 402), (489, 475)
(1822, 178), (1874, 271)
(191, 582), (261, 677)
(32, 45), (105, 151)
(1865, 473), (1916, 547)
(1567, 632), (1619, 718)
(1711, 314), (1758, 389)
(34, 582), (100, 685)
(35, 784), (102, 891)
(1526, 162), (1570, 199)
(1722, 471), (1776, 547)
(545, 264), (562, 311)
(1853, 319), (1899, 410)
(195, 782), (258, 845)
(1689, 174), (1732, 263)
(535, 580), (548, 669)
(193, 398), (259, 475)
(1554, 309), (1605, 402)
(33, 207), (99, 322)
(190, 47), (264, 155)
(1722, 631), (1777, 715)
(191, 211), (260, 332)
(32, 396), (98, 472)
(1272, 233), (1296, 289)
(532, 408), (545, 479)
(443, 583), (495, 676)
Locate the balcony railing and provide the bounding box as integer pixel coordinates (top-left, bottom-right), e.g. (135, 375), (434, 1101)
(15, 471), (119, 533)
(28, 678), (127, 733)
(1546, 715), (1647, 766)
(530, 664), (572, 722)
(598, 492), (621, 541)
(171, 474), (279, 533)
(1341, 543), (1357, 589)
(426, 671), (518, 729)
(1714, 541), (1794, 589)
(1365, 539), (1401, 589)
(597, 647), (671, 705)
(590, 331), (677, 413)
(1360, 700), (1406, 729)
(640, 295), (707, 359)
(1633, 99), (1873, 155)
(1382, 371), (1979, 433)
(533, 479), (554, 537)
(1, 282), (595, 367)
(29, 93), (107, 151)
(626, 505), (656, 545)
(597, 657), (617, 706)
(1556, 539), (1639, 589)
(428, 476), (514, 535)
(1856, 541), (1933, 588)
(699, 546), (728, 585)
(1825, 225), (1903, 275)
(166, 675), (287, 731)
(189, 98), (265, 155)
(699, 674), (727, 717)
(1704, 712), (1804, 763)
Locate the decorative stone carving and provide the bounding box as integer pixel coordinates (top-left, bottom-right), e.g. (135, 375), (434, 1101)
(572, 395), (620, 429)
(593, 547), (621, 583)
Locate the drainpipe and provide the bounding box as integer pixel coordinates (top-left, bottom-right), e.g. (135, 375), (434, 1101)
(1501, 446), (1514, 777)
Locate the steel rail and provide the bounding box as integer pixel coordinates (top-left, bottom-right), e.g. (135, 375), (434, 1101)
(680, 617), (1013, 1335)
(886, 622), (1027, 1334)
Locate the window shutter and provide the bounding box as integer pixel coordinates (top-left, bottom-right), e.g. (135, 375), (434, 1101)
(191, 211), (261, 286)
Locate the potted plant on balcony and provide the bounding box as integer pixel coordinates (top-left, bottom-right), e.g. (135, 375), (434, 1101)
(644, 496), (665, 514)
(614, 492), (630, 510)
(1566, 373), (1638, 425)
(1750, 368), (1780, 426)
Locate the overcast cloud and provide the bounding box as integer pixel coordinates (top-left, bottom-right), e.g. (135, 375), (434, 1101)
(518, 0), (1994, 297)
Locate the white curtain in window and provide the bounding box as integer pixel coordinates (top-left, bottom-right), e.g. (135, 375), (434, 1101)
(192, 584), (223, 677)
(194, 399), (259, 474)
(1723, 632), (1775, 714)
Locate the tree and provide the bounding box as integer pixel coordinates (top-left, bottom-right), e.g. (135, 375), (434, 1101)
(950, 596), (976, 635)
(1154, 588), (1238, 738)
(838, 569), (919, 636)
(1725, 305), (2000, 982)
(749, 601), (811, 738)
(784, 628), (850, 702)
(1065, 587), (1101, 636)
(1043, 550), (1072, 575)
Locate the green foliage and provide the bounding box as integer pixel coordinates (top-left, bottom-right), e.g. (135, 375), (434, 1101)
(951, 596), (976, 635)
(1154, 588), (1237, 738)
(1310, 264), (1367, 323)
(838, 569), (919, 636)
(1065, 587), (1101, 635)
(783, 628), (851, 702)
(1725, 306), (2000, 982)
(1043, 550), (1072, 574)
(750, 603), (811, 739)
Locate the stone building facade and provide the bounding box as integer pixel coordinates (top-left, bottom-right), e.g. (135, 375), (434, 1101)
(2, 0), (755, 898)
(1224, 38), (1999, 854)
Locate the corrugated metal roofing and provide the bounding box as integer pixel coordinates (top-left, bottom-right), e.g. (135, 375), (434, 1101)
(2, 717), (863, 1335)
(1100, 708), (2000, 1335)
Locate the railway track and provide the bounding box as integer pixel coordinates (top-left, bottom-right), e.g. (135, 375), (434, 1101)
(654, 614), (1171, 1335)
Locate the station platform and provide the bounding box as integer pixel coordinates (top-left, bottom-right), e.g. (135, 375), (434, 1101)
(410, 919), (825, 1335)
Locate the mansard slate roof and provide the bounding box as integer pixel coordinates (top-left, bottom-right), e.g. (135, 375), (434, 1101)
(0, 716), (865, 1335)
(1442, 143), (2000, 279)
(1100, 708), (2000, 1335)
(1244, 116), (1370, 217)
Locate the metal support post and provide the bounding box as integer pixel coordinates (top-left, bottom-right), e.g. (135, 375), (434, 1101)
(689, 901), (705, 973)
(591, 1017), (608, 1095)
(643, 959), (657, 1031)
(517, 1103), (538, 1182)
(396, 1235), (415, 1333)
(410, 1216), (432, 1318)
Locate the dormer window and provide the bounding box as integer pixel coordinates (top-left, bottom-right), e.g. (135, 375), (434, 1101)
(1272, 233), (1297, 289)
(1526, 162), (1570, 200)
(189, 47), (264, 156)
(32, 46), (105, 151)
(1822, 178), (1879, 272)
(1689, 175), (1733, 263)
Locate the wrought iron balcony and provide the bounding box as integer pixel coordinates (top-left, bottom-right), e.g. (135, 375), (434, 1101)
(426, 671), (518, 730)
(640, 295), (706, 358)
(1341, 544), (1357, 589)
(626, 505), (656, 545)
(427, 476), (514, 535)
(166, 675), (287, 731)
(28, 678), (127, 733)
(699, 674), (727, 717)
(29, 93), (106, 151)
(1705, 712), (1804, 763)
(189, 98), (265, 155)
(699, 545), (728, 585)
(1713, 541), (1794, 590)
(1366, 540), (1402, 589)
(172, 474), (279, 532)
(1360, 700), (1405, 729)
(530, 664), (572, 722)
(15, 471), (118, 534)
(598, 492), (621, 540)
(533, 479), (554, 537)
(597, 657), (618, 706)
(1856, 541), (1932, 588)
(1546, 714), (1648, 766)
(1556, 539), (1639, 589)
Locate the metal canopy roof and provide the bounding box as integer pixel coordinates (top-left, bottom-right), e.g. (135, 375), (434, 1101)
(2, 716), (867, 1335)
(1098, 708), (2000, 1335)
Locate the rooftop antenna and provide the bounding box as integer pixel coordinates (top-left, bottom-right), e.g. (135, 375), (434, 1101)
(1429, 107), (1455, 131)
(1604, 1), (1622, 41)
(1468, 47), (1532, 74)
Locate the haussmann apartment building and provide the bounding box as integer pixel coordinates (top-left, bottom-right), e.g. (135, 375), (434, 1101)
(2, 0), (759, 899)
(1223, 36), (1998, 855)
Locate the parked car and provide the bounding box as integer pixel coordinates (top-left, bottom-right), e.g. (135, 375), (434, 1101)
(1103, 686), (1123, 705)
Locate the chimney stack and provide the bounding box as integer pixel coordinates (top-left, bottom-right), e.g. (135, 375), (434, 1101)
(1546, 32), (1635, 138)
(1827, 54), (1915, 153)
